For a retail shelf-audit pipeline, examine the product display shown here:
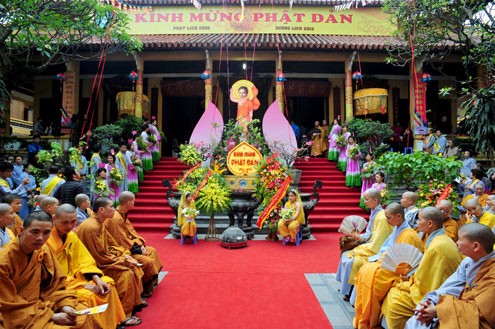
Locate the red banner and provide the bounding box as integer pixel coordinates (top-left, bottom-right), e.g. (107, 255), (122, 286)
(256, 176), (292, 229)
(414, 73), (427, 122)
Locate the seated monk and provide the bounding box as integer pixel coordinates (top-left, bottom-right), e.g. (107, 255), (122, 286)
(382, 206), (462, 329)
(76, 197), (145, 322)
(353, 203), (423, 329)
(3, 193), (25, 238)
(436, 200), (459, 241)
(0, 203), (15, 250)
(0, 211), (88, 328)
(105, 192), (163, 298)
(39, 196), (60, 218)
(405, 223), (495, 329)
(47, 204), (130, 328)
(336, 188), (393, 300)
(459, 198), (495, 230)
(461, 182), (488, 208)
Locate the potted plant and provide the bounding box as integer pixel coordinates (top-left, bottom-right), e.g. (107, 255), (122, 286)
(376, 151), (463, 191)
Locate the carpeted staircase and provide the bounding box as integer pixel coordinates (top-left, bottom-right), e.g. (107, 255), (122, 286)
(129, 157), (187, 232)
(294, 157), (369, 233)
(131, 157), (369, 233)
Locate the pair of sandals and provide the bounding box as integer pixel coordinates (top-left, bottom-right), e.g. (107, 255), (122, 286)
(120, 315), (142, 326)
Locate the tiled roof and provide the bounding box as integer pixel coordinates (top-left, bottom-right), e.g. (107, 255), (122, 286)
(125, 0), (383, 6)
(137, 33), (404, 50)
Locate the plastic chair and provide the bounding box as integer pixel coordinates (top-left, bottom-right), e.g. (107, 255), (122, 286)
(403, 147), (413, 155)
(282, 228), (303, 247)
(180, 234), (198, 245)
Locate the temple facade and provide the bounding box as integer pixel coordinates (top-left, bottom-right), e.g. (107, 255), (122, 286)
(9, 0), (464, 154)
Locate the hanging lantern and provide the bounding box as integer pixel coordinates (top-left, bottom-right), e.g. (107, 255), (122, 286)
(128, 70), (139, 82)
(421, 73), (432, 83)
(276, 72), (287, 82)
(200, 70), (211, 80)
(352, 71), (362, 80)
(56, 73), (66, 82)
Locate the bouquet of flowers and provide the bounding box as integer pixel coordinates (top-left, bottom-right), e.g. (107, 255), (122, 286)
(93, 179), (108, 197)
(136, 137), (150, 153)
(109, 167), (123, 185)
(361, 163), (376, 179)
(264, 204), (281, 232)
(380, 188), (391, 206)
(280, 207), (295, 222)
(148, 133), (157, 145)
(417, 179), (458, 208)
(181, 207), (199, 221)
(349, 147), (359, 159)
(336, 135), (346, 147)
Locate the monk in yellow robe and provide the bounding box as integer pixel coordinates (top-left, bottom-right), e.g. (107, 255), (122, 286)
(0, 204), (15, 250)
(76, 197), (145, 320)
(336, 188), (393, 299)
(381, 206), (462, 329)
(3, 194), (24, 237)
(0, 211), (88, 328)
(405, 223), (495, 329)
(353, 203), (423, 329)
(47, 203), (129, 328)
(277, 189), (305, 242)
(459, 198), (495, 229)
(460, 182), (488, 208)
(105, 191), (163, 297)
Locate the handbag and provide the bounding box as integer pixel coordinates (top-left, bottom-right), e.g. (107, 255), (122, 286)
(339, 236), (361, 253)
(130, 243), (143, 255)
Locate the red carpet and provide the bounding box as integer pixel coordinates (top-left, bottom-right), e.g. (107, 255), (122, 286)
(136, 232), (343, 329)
(130, 158), (187, 232)
(294, 157), (369, 233)
(131, 157), (368, 234)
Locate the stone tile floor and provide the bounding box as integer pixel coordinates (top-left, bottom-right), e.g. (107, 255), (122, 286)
(306, 273), (355, 329)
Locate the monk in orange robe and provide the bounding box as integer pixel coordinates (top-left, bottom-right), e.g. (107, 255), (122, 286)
(4, 193), (24, 237)
(76, 197), (145, 321)
(353, 202), (424, 329)
(47, 203), (129, 328)
(105, 191), (163, 297)
(405, 223), (495, 329)
(0, 203), (15, 250)
(0, 211), (88, 328)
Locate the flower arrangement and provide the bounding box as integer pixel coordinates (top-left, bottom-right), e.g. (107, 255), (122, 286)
(93, 179), (108, 197)
(109, 167), (123, 184)
(136, 137), (149, 153)
(254, 154), (290, 229)
(280, 207), (295, 222)
(336, 135), (346, 147)
(361, 163), (376, 179)
(179, 143), (203, 166)
(417, 179), (459, 208)
(265, 204), (282, 232)
(380, 188), (391, 206)
(148, 133), (157, 145)
(194, 175), (231, 215)
(181, 207), (199, 220)
(349, 147), (359, 159)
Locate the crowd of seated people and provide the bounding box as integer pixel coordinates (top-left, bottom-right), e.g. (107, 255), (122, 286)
(0, 187), (162, 327)
(336, 173), (495, 328)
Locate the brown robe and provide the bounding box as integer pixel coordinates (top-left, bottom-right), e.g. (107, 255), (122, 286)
(105, 207), (163, 292)
(0, 239), (88, 328)
(75, 215), (143, 316)
(436, 257), (495, 329)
